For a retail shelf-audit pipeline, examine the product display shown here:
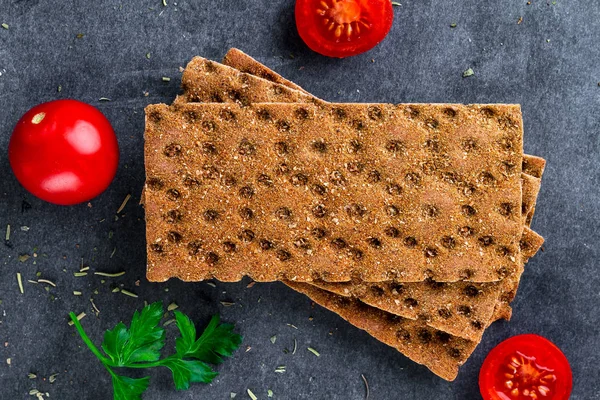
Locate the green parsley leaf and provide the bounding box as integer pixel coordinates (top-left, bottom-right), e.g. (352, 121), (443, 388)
(101, 302), (165, 365)
(126, 302), (165, 363)
(112, 374), (149, 400)
(174, 312), (243, 364)
(102, 322), (130, 365)
(162, 358), (217, 390)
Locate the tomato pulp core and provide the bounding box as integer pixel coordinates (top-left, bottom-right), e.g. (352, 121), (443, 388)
(497, 351), (557, 399)
(316, 0), (370, 41)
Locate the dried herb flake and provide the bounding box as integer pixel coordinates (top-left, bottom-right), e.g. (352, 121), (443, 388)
(307, 347), (320, 357)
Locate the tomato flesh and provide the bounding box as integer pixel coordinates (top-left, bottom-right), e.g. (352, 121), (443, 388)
(296, 0), (394, 58)
(9, 99), (119, 205)
(480, 334), (572, 400)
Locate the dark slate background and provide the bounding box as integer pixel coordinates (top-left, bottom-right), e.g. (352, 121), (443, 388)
(0, 0), (598, 399)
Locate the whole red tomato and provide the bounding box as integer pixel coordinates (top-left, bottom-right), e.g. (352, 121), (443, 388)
(9, 99), (119, 205)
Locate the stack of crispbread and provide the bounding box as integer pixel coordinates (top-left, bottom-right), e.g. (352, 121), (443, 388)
(143, 49), (545, 381)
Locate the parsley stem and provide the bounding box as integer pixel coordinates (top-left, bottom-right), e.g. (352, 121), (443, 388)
(122, 355), (176, 369)
(69, 311), (112, 365)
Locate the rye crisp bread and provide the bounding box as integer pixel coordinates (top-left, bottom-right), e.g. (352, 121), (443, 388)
(284, 281), (477, 381)
(222, 49), (311, 95)
(219, 51), (544, 335)
(144, 101), (524, 283)
(173, 56), (318, 106)
(312, 226), (543, 341)
(169, 53), (543, 341)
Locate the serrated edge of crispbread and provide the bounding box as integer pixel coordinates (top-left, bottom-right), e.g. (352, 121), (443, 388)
(284, 281), (478, 381)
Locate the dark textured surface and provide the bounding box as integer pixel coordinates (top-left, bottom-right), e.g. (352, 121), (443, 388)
(0, 0), (598, 398)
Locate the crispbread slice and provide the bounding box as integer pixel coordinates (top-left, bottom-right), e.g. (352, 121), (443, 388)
(222, 49), (311, 95)
(145, 102), (524, 283)
(313, 226), (543, 340)
(522, 155), (546, 225)
(174, 56), (317, 106)
(172, 53), (543, 342)
(218, 51), (544, 334)
(284, 281), (478, 381)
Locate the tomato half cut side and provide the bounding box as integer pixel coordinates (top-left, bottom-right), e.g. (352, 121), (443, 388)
(479, 334), (572, 400)
(295, 0), (394, 58)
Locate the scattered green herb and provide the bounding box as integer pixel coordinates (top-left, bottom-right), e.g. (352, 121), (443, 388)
(68, 312), (86, 326)
(76, 33), (84, 39)
(110, 248), (117, 258)
(361, 374), (369, 400)
(18, 254), (31, 262)
(17, 272), (24, 294)
(391, 1), (401, 5)
(167, 303), (179, 312)
(91, 298), (101, 316)
(292, 339), (297, 355)
(49, 373), (59, 383)
(163, 318), (176, 326)
(99, 97), (111, 102)
(80, 266), (90, 272)
(162, 77), (171, 82)
(270, 335), (277, 344)
(162, 0), (167, 6)
(220, 301), (235, 307)
(462, 68), (474, 78)
(1, 23), (8, 30)
(70, 302), (242, 400)
(112, 288), (121, 293)
(5, 224), (10, 241)
(247, 389), (258, 400)
(116, 194), (131, 214)
(231, 393), (237, 399)
(38, 279), (56, 287)
(206, 282), (216, 288)
(268, 389), (274, 398)
(73, 291), (82, 296)
(146, 52), (151, 59)
(21, 226), (30, 232)
(450, 22), (457, 28)
(274, 365), (286, 373)
(94, 271), (126, 278)
(74, 272), (88, 277)
(57, 85), (62, 93)
(28, 373), (37, 379)
(120, 289), (138, 298)
(286, 324), (298, 330)
(307, 347), (320, 357)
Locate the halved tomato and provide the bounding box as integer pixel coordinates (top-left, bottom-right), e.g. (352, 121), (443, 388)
(295, 0), (394, 58)
(479, 334), (572, 400)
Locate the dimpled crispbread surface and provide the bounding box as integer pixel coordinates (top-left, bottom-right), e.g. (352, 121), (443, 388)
(144, 101), (524, 283)
(313, 170), (543, 341)
(216, 51), (545, 341)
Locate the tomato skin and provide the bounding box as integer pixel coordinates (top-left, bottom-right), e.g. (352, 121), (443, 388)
(9, 99), (119, 206)
(295, 0), (394, 58)
(479, 334), (572, 400)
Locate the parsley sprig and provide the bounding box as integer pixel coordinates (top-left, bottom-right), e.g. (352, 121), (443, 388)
(69, 302), (242, 400)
